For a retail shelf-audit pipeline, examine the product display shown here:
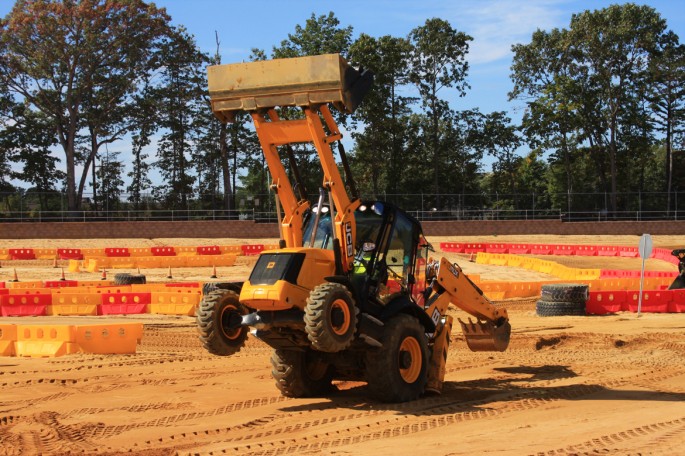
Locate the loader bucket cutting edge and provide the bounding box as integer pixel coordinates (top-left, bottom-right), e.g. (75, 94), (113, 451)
(458, 318), (511, 352)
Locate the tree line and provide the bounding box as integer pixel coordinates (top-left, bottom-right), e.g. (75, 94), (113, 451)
(0, 1), (683, 217)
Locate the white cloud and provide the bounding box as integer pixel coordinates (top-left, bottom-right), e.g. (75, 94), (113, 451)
(443, 0), (570, 65)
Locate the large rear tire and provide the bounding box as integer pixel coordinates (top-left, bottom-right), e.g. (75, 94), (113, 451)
(196, 290), (249, 356)
(536, 300), (586, 317)
(540, 283), (589, 303)
(365, 314), (429, 403)
(304, 283), (358, 353)
(271, 349), (334, 398)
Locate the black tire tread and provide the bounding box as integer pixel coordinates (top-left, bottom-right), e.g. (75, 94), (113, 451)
(365, 314), (429, 403)
(113, 273), (146, 285)
(540, 283), (589, 303)
(304, 282), (358, 353)
(536, 300), (586, 317)
(196, 289), (247, 356)
(270, 349), (334, 398)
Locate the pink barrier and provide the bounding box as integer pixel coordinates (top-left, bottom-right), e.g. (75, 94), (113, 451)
(575, 245), (598, 256)
(586, 291), (626, 315)
(197, 245), (221, 255)
(98, 303), (148, 315)
(57, 248), (84, 260)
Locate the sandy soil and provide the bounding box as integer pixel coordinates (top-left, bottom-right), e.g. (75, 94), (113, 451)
(1, 235), (685, 455)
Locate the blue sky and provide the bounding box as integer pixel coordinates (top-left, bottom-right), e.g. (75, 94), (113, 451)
(1, 1), (684, 189)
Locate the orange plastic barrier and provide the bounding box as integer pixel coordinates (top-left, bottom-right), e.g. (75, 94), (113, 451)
(34, 248), (58, 260)
(49, 293), (100, 315)
(15, 325), (79, 357)
(9, 248), (36, 260)
(0, 324), (17, 356)
(220, 245), (243, 255)
(44, 280), (79, 288)
(75, 323), (143, 354)
(149, 289), (201, 315)
(129, 247), (152, 257)
(0, 248), (9, 260)
(175, 246), (198, 256)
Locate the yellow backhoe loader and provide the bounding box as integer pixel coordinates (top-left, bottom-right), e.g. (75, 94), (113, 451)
(197, 54), (511, 402)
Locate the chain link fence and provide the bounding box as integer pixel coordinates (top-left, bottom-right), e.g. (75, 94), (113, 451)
(0, 191), (683, 222)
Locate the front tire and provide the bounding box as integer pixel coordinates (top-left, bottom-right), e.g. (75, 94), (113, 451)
(271, 349), (334, 398)
(365, 314), (429, 403)
(196, 290), (249, 356)
(304, 283), (358, 353)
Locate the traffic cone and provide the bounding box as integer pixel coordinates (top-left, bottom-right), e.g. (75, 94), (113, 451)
(10, 268), (19, 282)
(210, 265), (217, 279)
(101, 269), (107, 281)
(59, 267), (66, 281)
(469, 252), (475, 262)
(53, 257), (58, 268)
(137, 267), (141, 275)
(166, 266), (173, 279)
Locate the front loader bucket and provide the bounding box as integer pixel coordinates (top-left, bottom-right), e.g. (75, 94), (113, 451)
(208, 54), (373, 122)
(459, 318), (511, 352)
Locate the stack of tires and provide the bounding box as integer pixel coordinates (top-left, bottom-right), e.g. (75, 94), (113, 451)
(113, 273), (146, 285)
(536, 283), (589, 316)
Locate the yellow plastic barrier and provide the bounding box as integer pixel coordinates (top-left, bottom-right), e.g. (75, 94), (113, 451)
(5, 280), (44, 289)
(135, 257), (163, 268)
(81, 248), (105, 258)
(50, 293), (100, 315)
(129, 247), (152, 257)
(15, 325), (80, 358)
(149, 290), (201, 315)
(68, 259), (81, 272)
(108, 257), (137, 269)
(220, 245), (243, 255)
(75, 323), (143, 354)
(85, 258), (99, 273)
(0, 324), (16, 356)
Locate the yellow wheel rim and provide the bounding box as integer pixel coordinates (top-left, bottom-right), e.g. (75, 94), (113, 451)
(331, 299), (351, 335)
(220, 305), (242, 340)
(399, 336), (422, 383)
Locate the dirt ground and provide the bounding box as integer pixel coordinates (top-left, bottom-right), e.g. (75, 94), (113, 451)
(1, 235), (685, 455)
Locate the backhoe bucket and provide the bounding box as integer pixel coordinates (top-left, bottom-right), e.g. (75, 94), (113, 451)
(208, 54), (373, 122)
(459, 318), (511, 352)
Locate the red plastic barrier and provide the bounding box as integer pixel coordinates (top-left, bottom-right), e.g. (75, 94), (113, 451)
(575, 245), (598, 256)
(552, 245), (576, 255)
(241, 244), (265, 256)
(0, 289), (8, 295)
(586, 291), (626, 315)
(530, 244), (552, 255)
(57, 248), (84, 260)
(485, 243), (508, 253)
(197, 245), (221, 255)
(463, 243), (485, 254)
(625, 290), (671, 313)
(596, 246), (619, 257)
(508, 244), (530, 254)
(151, 246), (176, 256)
(1, 304), (48, 316)
(618, 247), (638, 258)
(668, 290), (685, 312)
(440, 242), (464, 253)
(44, 280), (79, 288)
(9, 249), (36, 260)
(0, 282), (5, 288)
(105, 248), (130, 257)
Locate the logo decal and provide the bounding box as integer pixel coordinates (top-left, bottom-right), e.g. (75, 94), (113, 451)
(266, 261), (276, 269)
(345, 222), (353, 258)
